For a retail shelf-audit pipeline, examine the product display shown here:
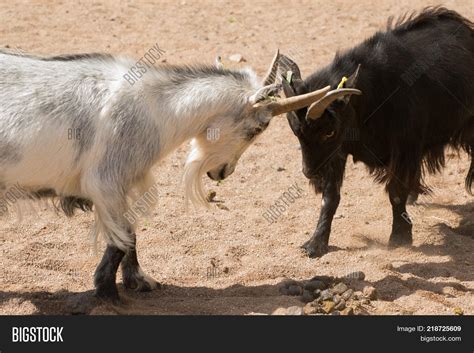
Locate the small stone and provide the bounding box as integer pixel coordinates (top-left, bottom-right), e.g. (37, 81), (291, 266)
(276, 167), (286, 172)
(313, 289), (321, 299)
(342, 289), (354, 301)
(303, 303), (319, 315)
(286, 306), (304, 315)
(206, 190), (217, 202)
(216, 203), (229, 211)
(310, 275), (333, 286)
(333, 294), (341, 305)
(335, 298), (346, 311)
(345, 271), (366, 281)
(361, 299), (371, 305)
(229, 53), (245, 62)
(288, 285), (303, 296)
(304, 280), (326, 291)
(331, 310), (341, 315)
(321, 301), (336, 314)
(353, 291), (364, 300)
(300, 290), (315, 303)
(341, 307), (354, 315)
(332, 282), (348, 295)
(320, 289), (333, 301)
(363, 286), (378, 300)
(454, 307), (464, 315)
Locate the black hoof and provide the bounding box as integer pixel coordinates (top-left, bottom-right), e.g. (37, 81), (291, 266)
(94, 284), (120, 304)
(301, 240), (329, 258)
(123, 272), (161, 292)
(388, 232), (413, 248)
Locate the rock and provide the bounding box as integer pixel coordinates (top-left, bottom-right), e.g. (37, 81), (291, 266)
(300, 290), (315, 303)
(320, 289), (333, 301)
(353, 291), (364, 300)
(333, 294), (341, 305)
(216, 203), (229, 211)
(272, 307), (288, 315)
(332, 282), (348, 295)
(286, 306), (304, 315)
(363, 286), (378, 300)
(276, 167), (286, 172)
(331, 310), (341, 315)
(345, 271), (366, 281)
(288, 285), (303, 296)
(341, 307), (354, 315)
(303, 303), (319, 315)
(342, 289), (354, 301)
(206, 190), (217, 202)
(335, 298), (346, 311)
(454, 307), (464, 316)
(304, 280), (326, 291)
(313, 289), (321, 299)
(361, 299), (371, 305)
(229, 53), (245, 63)
(310, 275), (333, 286)
(321, 301), (336, 314)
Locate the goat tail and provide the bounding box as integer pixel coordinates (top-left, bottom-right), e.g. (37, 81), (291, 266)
(466, 157), (474, 196)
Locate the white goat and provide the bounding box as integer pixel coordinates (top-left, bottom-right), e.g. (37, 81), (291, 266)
(0, 49), (330, 301)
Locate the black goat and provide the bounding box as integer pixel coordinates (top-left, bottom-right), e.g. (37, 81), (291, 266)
(279, 7), (474, 257)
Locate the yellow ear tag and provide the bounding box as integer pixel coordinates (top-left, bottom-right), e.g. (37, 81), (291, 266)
(337, 76), (348, 89)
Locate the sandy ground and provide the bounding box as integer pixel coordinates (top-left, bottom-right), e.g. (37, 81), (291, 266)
(0, 0), (473, 315)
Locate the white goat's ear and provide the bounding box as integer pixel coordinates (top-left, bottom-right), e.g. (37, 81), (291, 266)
(248, 83), (282, 105)
(215, 56), (224, 70)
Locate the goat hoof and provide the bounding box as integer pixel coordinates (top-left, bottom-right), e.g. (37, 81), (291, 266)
(301, 240), (328, 258)
(94, 285), (121, 304)
(123, 272), (161, 292)
(388, 233), (413, 248)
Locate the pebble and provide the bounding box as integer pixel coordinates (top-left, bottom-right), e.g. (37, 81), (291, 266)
(331, 310), (341, 315)
(335, 298), (346, 311)
(300, 290), (315, 303)
(345, 271), (366, 281)
(342, 289), (354, 301)
(303, 303), (319, 315)
(363, 286), (378, 300)
(341, 307), (354, 315)
(332, 282), (348, 295)
(353, 291), (364, 300)
(313, 289), (321, 298)
(286, 306), (304, 315)
(321, 301), (336, 314)
(333, 294), (341, 305)
(206, 190), (217, 202)
(288, 285), (303, 296)
(304, 280), (326, 291)
(320, 289), (333, 301)
(229, 53), (245, 62)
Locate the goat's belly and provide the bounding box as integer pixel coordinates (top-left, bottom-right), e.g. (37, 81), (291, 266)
(1, 137), (82, 195)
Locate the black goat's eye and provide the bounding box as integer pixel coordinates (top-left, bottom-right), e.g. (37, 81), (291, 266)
(326, 130), (335, 138)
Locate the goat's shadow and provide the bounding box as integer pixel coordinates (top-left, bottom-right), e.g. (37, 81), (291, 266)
(350, 201), (474, 303)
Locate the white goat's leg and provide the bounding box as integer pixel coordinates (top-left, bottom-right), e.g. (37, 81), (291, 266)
(121, 233), (161, 292)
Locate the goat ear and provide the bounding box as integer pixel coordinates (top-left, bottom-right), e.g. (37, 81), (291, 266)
(277, 54), (302, 80)
(248, 83), (282, 105)
(337, 64), (361, 104)
(215, 56), (224, 70)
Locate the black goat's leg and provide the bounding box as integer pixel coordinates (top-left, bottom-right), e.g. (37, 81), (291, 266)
(121, 234), (161, 292)
(387, 180), (413, 247)
(94, 245), (125, 302)
(302, 179), (341, 258)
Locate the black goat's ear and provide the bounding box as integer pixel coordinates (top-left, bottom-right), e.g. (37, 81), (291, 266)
(345, 64), (361, 89)
(337, 64), (361, 105)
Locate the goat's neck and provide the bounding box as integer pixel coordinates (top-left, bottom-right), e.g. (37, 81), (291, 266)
(148, 77), (245, 158)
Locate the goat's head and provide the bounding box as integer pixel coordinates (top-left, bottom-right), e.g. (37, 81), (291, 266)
(184, 51), (332, 206)
(277, 54), (362, 182)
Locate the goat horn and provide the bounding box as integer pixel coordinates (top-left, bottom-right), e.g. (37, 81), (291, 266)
(306, 88), (362, 120)
(264, 85), (332, 116)
(261, 49), (280, 86)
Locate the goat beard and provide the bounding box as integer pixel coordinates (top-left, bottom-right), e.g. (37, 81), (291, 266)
(183, 155), (213, 210)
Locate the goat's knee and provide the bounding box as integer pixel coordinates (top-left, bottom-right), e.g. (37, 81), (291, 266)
(121, 247), (161, 292)
(94, 245), (125, 302)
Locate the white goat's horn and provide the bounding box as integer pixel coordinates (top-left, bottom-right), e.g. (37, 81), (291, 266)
(306, 88), (362, 120)
(263, 85), (332, 116)
(261, 49), (280, 86)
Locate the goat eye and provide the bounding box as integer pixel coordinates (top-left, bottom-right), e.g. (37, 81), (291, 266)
(326, 130), (335, 138)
